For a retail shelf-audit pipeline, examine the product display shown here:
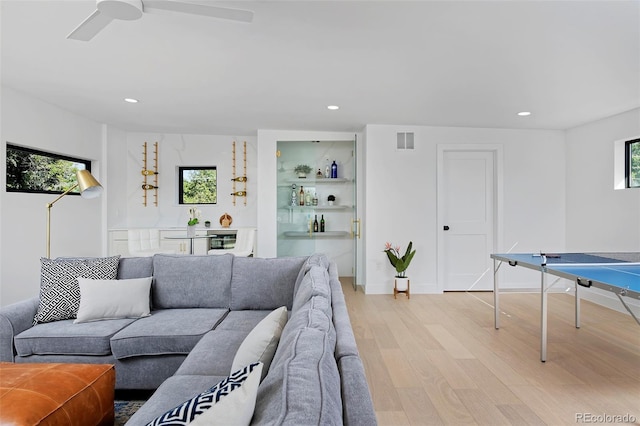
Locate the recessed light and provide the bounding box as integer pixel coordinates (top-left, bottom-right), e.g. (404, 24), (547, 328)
(124, 98), (139, 103)
(327, 105), (339, 110)
(517, 111), (531, 116)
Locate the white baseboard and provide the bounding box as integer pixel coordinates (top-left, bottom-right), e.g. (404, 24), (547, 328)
(364, 282), (438, 295)
(362, 282), (639, 317)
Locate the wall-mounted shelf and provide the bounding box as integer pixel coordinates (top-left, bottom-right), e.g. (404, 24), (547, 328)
(279, 178), (351, 187)
(279, 205), (351, 211)
(283, 231), (350, 239)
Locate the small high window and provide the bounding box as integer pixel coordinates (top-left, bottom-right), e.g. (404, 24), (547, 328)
(625, 139), (640, 188)
(5, 143), (91, 195)
(178, 166), (217, 204)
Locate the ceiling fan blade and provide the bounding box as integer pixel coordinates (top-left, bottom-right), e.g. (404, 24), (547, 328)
(142, 1), (253, 23)
(67, 9), (115, 41)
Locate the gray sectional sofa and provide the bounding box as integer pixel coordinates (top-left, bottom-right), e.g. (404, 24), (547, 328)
(0, 253), (376, 425)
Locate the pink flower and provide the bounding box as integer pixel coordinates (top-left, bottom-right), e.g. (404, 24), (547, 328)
(395, 245), (401, 253)
(384, 242), (392, 250)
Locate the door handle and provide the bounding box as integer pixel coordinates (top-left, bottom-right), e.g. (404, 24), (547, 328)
(443, 226), (450, 231)
(351, 218), (361, 238)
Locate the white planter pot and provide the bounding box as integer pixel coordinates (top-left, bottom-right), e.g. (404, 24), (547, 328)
(187, 225), (196, 237)
(395, 277), (409, 291)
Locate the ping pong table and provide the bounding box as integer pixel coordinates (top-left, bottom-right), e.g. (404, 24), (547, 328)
(491, 252), (640, 362)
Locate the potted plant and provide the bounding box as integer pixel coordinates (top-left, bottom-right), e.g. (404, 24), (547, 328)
(187, 207), (201, 237)
(327, 194), (336, 206)
(294, 164), (313, 178)
(383, 241), (416, 293)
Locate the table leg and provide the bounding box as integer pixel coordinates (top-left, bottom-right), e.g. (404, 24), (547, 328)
(541, 270), (547, 362)
(494, 258), (500, 329)
(189, 238), (195, 255)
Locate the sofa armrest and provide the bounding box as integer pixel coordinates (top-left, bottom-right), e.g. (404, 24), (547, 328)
(0, 297), (39, 361)
(338, 355), (378, 425)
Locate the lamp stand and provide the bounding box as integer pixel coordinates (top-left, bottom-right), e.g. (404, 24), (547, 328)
(46, 183), (78, 258)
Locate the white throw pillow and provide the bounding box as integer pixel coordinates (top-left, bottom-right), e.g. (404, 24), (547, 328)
(147, 362), (263, 426)
(231, 306), (288, 380)
(189, 363), (263, 426)
(74, 277), (152, 323)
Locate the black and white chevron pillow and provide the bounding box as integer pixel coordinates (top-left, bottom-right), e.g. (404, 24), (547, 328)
(147, 362), (263, 426)
(33, 256), (120, 324)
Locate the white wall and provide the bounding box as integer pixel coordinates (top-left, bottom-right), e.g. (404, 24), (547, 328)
(1, 87), (104, 306)
(565, 108), (640, 251)
(107, 132), (257, 232)
(565, 108), (640, 311)
(363, 124), (567, 294)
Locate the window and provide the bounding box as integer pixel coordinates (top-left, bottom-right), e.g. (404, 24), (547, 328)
(178, 166), (217, 204)
(6, 143), (91, 195)
(625, 138), (640, 188)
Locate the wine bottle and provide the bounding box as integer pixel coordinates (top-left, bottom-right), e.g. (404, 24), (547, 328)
(331, 160), (338, 178)
(313, 215), (319, 232)
(299, 186), (305, 206)
(320, 215), (325, 232)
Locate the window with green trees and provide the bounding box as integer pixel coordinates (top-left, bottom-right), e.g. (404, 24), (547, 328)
(626, 139), (640, 188)
(179, 166), (217, 204)
(6, 143), (91, 194)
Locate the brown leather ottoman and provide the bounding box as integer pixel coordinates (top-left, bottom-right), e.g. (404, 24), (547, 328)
(0, 362), (115, 426)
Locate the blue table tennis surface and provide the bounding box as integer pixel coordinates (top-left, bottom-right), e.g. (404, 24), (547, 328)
(491, 252), (640, 296)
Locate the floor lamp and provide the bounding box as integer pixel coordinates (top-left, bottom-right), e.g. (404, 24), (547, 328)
(46, 169), (103, 258)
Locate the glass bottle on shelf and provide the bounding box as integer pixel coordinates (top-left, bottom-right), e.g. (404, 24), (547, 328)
(312, 192), (318, 206)
(313, 215), (319, 232)
(331, 160), (338, 178)
(305, 190), (312, 206)
(299, 186), (304, 206)
(291, 184), (297, 206)
(320, 214), (325, 232)
(325, 159), (330, 178)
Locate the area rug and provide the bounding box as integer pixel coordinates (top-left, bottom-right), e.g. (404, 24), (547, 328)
(115, 400), (145, 426)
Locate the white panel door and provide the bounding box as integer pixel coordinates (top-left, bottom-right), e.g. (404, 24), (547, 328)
(441, 151), (494, 291)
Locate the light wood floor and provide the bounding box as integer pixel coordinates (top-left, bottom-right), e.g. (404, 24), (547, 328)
(341, 281), (640, 425)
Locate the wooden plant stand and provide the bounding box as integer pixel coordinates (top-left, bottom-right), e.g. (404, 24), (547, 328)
(394, 277), (410, 299)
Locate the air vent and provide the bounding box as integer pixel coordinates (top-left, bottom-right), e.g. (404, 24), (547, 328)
(396, 132), (415, 150)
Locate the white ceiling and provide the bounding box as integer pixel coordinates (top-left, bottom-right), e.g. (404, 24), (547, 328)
(1, 1), (639, 135)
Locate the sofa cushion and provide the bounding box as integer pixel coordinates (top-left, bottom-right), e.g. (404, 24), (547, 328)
(75, 277), (152, 323)
(110, 309), (228, 359)
(117, 256), (154, 279)
(274, 296), (335, 367)
(292, 253), (331, 295)
(215, 310), (272, 332)
(231, 306), (287, 380)
(34, 256), (120, 324)
(175, 330), (247, 377)
(252, 326), (342, 425)
(151, 254), (233, 309)
(15, 318), (136, 357)
(230, 256), (307, 311)
(124, 375), (229, 426)
(148, 363), (262, 426)
(292, 265), (332, 314)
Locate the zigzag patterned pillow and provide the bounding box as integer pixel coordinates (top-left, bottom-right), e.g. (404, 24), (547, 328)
(147, 362), (263, 426)
(33, 256), (120, 324)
